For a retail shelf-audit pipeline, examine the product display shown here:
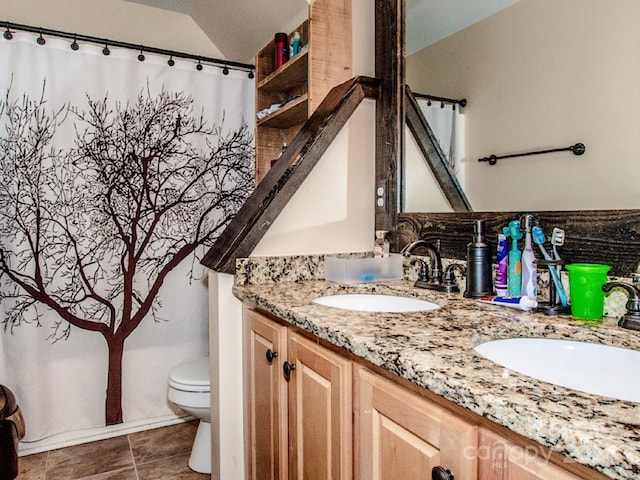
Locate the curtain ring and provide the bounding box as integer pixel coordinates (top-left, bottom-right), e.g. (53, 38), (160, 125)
(196, 60), (203, 71)
(222, 64), (229, 75)
(248, 70), (254, 79)
(70, 37), (79, 51)
(137, 50), (145, 62)
(167, 56), (175, 67)
(36, 31), (46, 45)
(3, 25), (12, 40)
(102, 44), (110, 56)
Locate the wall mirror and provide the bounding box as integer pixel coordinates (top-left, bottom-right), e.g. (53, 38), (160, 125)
(403, 0), (639, 212)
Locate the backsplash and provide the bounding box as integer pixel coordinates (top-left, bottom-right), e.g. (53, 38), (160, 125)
(397, 210), (640, 276)
(235, 255), (325, 285)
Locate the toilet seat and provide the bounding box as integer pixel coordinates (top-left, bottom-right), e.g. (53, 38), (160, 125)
(167, 356), (212, 474)
(168, 357), (210, 393)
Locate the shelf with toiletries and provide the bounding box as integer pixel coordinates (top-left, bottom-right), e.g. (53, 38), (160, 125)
(254, 0), (352, 183)
(257, 46), (309, 93)
(256, 94), (308, 129)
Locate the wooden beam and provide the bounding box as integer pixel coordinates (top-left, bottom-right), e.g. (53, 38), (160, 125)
(404, 86), (472, 212)
(374, 0), (404, 238)
(201, 76), (380, 274)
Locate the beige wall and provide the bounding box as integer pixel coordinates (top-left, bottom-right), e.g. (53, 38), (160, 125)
(252, 101), (375, 256)
(407, 0), (640, 211)
(404, 124), (452, 212)
(0, 0), (224, 58)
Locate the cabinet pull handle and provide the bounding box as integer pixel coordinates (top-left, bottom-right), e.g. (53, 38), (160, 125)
(266, 349), (278, 364)
(432, 466), (454, 480)
(283, 361), (296, 380)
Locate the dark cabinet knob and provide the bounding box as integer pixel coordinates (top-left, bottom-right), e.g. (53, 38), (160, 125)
(266, 349), (278, 364)
(283, 361), (296, 379)
(432, 466), (454, 480)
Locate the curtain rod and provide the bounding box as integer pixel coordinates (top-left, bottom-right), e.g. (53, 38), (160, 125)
(2, 20), (255, 76)
(478, 143), (586, 165)
(413, 91), (467, 108)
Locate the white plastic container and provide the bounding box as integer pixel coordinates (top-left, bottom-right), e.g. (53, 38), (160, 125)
(324, 254), (403, 284)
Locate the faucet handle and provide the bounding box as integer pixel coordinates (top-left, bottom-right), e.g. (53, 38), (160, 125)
(602, 282), (640, 331)
(442, 263), (466, 293)
(411, 258), (430, 284)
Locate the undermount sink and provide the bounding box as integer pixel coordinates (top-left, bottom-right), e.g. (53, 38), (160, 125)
(474, 338), (640, 402)
(312, 294), (440, 313)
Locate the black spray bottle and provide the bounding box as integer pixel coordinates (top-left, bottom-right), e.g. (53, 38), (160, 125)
(464, 220), (495, 298)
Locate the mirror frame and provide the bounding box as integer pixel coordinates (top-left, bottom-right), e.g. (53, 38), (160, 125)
(374, 0), (403, 237)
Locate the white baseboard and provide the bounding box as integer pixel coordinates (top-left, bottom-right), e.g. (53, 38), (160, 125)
(18, 414), (194, 457)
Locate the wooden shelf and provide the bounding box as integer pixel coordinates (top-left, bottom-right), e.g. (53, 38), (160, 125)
(257, 48), (309, 93)
(257, 95), (308, 128)
(254, 0), (352, 184)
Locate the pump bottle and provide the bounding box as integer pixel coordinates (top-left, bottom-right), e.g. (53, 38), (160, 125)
(464, 220), (495, 298)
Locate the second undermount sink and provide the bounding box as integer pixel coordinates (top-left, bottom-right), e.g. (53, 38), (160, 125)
(474, 338), (640, 402)
(313, 294), (440, 313)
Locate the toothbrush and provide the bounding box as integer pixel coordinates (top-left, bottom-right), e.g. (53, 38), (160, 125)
(520, 215), (537, 300)
(506, 220), (523, 297)
(531, 226), (568, 306)
(550, 227), (565, 279)
(551, 227), (565, 261)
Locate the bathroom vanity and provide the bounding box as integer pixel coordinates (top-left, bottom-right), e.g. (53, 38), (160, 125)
(233, 257), (640, 480)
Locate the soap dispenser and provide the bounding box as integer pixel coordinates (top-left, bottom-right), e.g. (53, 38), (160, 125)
(464, 220), (495, 298)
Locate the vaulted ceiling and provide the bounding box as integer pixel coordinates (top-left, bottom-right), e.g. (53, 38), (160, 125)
(405, 0), (519, 55)
(125, 0), (519, 62)
(125, 0), (308, 63)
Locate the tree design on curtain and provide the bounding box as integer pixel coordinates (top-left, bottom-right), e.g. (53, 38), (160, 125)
(0, 85), (253, 425)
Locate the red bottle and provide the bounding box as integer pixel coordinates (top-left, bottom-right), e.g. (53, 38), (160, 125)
(274, 32), (289, 69)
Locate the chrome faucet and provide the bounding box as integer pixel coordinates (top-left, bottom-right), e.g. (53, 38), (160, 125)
(401, 239), (443, 288)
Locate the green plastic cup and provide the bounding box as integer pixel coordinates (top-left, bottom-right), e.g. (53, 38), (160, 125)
(565, 263), (611, 320)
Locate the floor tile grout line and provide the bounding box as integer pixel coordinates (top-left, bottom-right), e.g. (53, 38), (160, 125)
(74, 466), (136, 480)
(42, 450), (49, 479)
(132, 451), (195, 469)
(127, 432), (140, 480)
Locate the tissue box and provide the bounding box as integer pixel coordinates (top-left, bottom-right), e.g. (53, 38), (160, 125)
(324, 254), (403, 284)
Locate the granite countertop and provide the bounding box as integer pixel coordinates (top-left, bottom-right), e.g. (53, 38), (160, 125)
(233, 277), (640, 480)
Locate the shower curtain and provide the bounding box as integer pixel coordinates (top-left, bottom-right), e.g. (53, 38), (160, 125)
(0, 31), (254, 449)
(417, 98), (465, 186)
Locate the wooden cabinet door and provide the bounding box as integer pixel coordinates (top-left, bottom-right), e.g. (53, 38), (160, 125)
(287, 332), (353, 480)
(355, 366), (478, 480)
(478, 429), (583, 480)
(244, 307), (289, 480)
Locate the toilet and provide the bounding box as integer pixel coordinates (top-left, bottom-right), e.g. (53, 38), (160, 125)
(167, 356), (211, 474)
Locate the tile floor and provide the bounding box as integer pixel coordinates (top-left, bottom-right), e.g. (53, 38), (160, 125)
(17, 421), (210, 480)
